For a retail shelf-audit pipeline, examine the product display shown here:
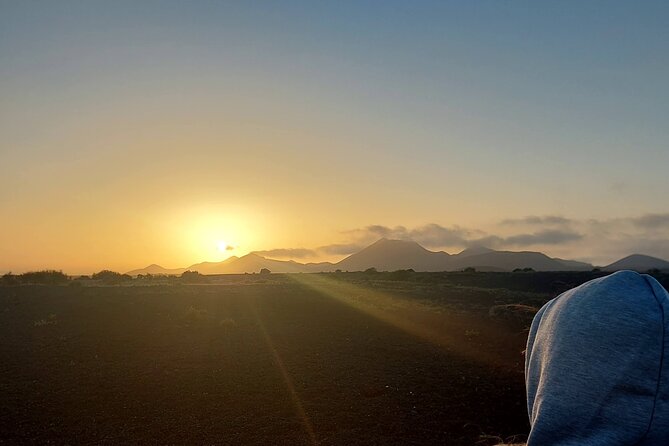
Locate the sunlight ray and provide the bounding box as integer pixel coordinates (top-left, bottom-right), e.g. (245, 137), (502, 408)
(249, 298), (319, 445)
(289, 273), (518, 368)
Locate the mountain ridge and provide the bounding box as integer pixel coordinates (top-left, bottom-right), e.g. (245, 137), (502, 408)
(602, 254), (669, 272)
(127, 238), (668, 275)
(127, 239), (669, 276)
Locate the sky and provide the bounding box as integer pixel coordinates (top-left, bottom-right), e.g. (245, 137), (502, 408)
(1, 1), (668, 273)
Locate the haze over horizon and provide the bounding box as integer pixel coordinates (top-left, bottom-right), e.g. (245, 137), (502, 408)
(2, 1), (668, 274)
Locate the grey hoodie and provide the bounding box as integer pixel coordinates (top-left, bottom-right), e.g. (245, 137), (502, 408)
(525, 270), (669, 445)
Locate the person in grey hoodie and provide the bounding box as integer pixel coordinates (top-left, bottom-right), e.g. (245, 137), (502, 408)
(525, 270), (669, 445)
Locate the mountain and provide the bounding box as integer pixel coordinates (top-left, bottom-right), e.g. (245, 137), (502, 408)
(126, 238), (597, 275)
(188, 253), (334, 275)
(454, 246), (496, 258)
(186, 256), (240, 274)
(333, 239), (592, 272)
(554, 258), (594, 270)
(603, 254), (669, 272)
(221, 253), (309, 274)
(126, 254), (334, 276)
(335, 238), (451, 272)
(126, 264), (186, 276)
(303, 261), (338, 273)
(449, 250), (592, 272)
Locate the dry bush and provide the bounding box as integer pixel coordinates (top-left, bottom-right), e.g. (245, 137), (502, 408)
(488, 304), (538, 325)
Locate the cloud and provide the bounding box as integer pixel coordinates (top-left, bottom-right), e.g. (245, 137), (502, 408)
(631, 213), (669, 229)
(225, 245), (235, 251)
(503, 229), (583, 246)
(467, 235), (504, 247)
(467, 230), (582, 248)
(500, 215), (571, 226)
(366, 224), (400, 238)
(256, 244), (366, 259)
(343, 223), (583, 250)
(253, 212), (669, 265)
(498, 213), (669, 265)
(317, 243), (365, 256)
(253, 248), (316, 259)
(345, 224), (473, 247)
(409, 224), (473, 246)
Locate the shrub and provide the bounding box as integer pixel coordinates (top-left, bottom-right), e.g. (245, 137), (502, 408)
(489, 304), (538, 326)
(92, 270), (131, 284)
(1, 273), (19, 286)
(18, 270), (70, 285)
(180, 270), (209, 283)
(389, 269), (414, 281)
(259, 268), (271, 275)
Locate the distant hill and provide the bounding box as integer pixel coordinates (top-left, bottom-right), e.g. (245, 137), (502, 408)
(127, 253), (325, 276)
(603, 254), (669, 272)
(449, 250), (592, 272)
(125, 264), (186, 276)
(186, 253), (315, 274)
(126, 238), (602, 275)
(454, 246), (496, 258)
(554, 258), (594, 270)
(186, 256), (240, 274)
(222, 253), (312, 274)
(335, 239), (450, 272)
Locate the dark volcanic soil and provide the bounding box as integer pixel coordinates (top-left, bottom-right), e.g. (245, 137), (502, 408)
(0, 273), (553, 445)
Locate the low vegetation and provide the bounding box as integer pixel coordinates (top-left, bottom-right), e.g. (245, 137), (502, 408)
(91, 270), (132, 284)
(1, 270), (69, 285)
(180, 270), (209, 283)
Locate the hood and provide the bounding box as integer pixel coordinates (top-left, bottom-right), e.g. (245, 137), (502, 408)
(525, 270), (669, 445)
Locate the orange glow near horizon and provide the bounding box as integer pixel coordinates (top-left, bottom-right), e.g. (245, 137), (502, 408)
(170, 206), (255, 264)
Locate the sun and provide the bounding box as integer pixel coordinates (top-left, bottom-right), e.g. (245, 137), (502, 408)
(217, 241), (235, 253)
